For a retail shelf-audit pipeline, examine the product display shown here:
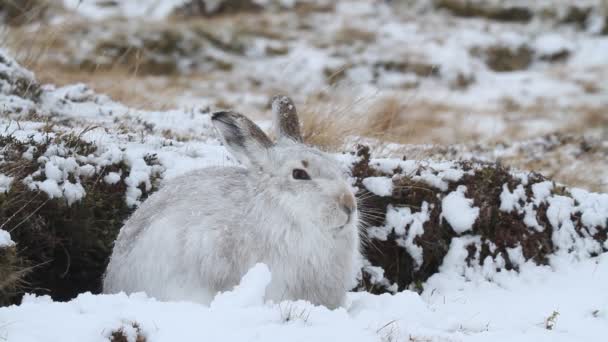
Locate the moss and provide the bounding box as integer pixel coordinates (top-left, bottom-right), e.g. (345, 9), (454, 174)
(0, 133), (160, 305)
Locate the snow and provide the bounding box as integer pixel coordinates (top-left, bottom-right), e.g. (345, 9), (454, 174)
(441, 185), (480, 234)
(366, 202), (434, 269)
(0, 229), (15, 248)
(532, 181), (554, 205)
(62, 181), (86, 205)
(570, 188), (608, 229)
(395, 202), (430, 268)
(361, 177), (393, 196)
(211, 263), (271, 309)
(104, 172), (121, 185)
(499, 183), (526, 212)
(547, 195), (605, 258)
(62, 0), (189, 20)
(32, 179), (63, 199)
(0, 174), (13, 193)
(1, 252), (606, 341)
(523, 202), (544, 232)
(535, 33), (573, 57)
(367, 201), (430, 268)
(411, 161), (469, 191)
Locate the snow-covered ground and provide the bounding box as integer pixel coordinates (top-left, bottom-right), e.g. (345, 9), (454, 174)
(1, 42), (607, 342)
(2, 255), (607, 341)
(1, 1), (608, 341)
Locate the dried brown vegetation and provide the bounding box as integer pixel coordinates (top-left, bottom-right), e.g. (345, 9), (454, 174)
(300, 96), (448, 149)
(0, 0), (48, 26)
(435, 0), (532, 22)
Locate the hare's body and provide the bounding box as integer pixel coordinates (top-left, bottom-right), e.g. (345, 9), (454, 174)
(104, 96), (360, 308)
(103, 167), (359, 307)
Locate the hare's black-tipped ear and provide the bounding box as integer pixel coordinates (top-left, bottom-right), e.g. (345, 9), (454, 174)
(271, 95), (303, 143)
(212, 111), (273, 168)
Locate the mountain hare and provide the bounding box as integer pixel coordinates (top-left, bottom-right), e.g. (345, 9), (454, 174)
(103, 95), (361, 309)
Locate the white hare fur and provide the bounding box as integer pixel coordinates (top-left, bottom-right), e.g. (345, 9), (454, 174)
(103, 95), (361, 309)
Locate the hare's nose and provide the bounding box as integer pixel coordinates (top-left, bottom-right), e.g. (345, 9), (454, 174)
(337, 192), (356, 217)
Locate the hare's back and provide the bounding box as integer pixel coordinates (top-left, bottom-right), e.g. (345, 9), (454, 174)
(113, 166), (251, 252)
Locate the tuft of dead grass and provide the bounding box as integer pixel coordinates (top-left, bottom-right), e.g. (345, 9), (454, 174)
(299, 95), (451, 149)
(0, 245), (29, 306)
(333, 25), (376, 45)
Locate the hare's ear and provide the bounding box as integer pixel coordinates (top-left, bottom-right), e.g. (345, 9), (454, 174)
(271, 95), (303, 143)
(212, 111), (273, 168)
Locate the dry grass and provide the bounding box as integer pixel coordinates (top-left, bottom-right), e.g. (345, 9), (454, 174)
(299, 95), (450, 149)
(28, 62), (209, 110)
(334, 25), (376, 45)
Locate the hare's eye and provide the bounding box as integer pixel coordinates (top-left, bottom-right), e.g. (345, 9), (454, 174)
(292, 168), (311, 180)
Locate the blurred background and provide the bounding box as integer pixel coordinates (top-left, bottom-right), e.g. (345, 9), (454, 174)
(1, 0), (607, 191)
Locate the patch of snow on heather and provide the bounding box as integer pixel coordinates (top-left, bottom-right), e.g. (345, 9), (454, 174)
(506, 245), (526, 268)
(366, 201), (432, 274)
(104, 172), (121, 185)
(499, 183), (526, 212)
(441, 185), (479, 234)
(361, 177), (393, 196)
(523, 202), (544, 232)
(0, 229), (15, 248)
(368, 158), (419, 175)
(30, 179), (63, 199)
(366, 226), (389, 241)
(411, 161), (469, 191)
(361, 263), (390, 289)
(0, 174), (13, 193)
(62, 181), (86, 205)
(532, 181), (554, 205)
(395, 202), (430, 268)
(547, 195), (604, 258)
(570, 188), (608, 230)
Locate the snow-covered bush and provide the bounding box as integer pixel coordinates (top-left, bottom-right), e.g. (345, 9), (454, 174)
(0, 128), (161, 305)
(351, 145), (608, 293)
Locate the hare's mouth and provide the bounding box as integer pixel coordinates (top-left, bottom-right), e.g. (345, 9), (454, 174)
(335, 214), (357, 231)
